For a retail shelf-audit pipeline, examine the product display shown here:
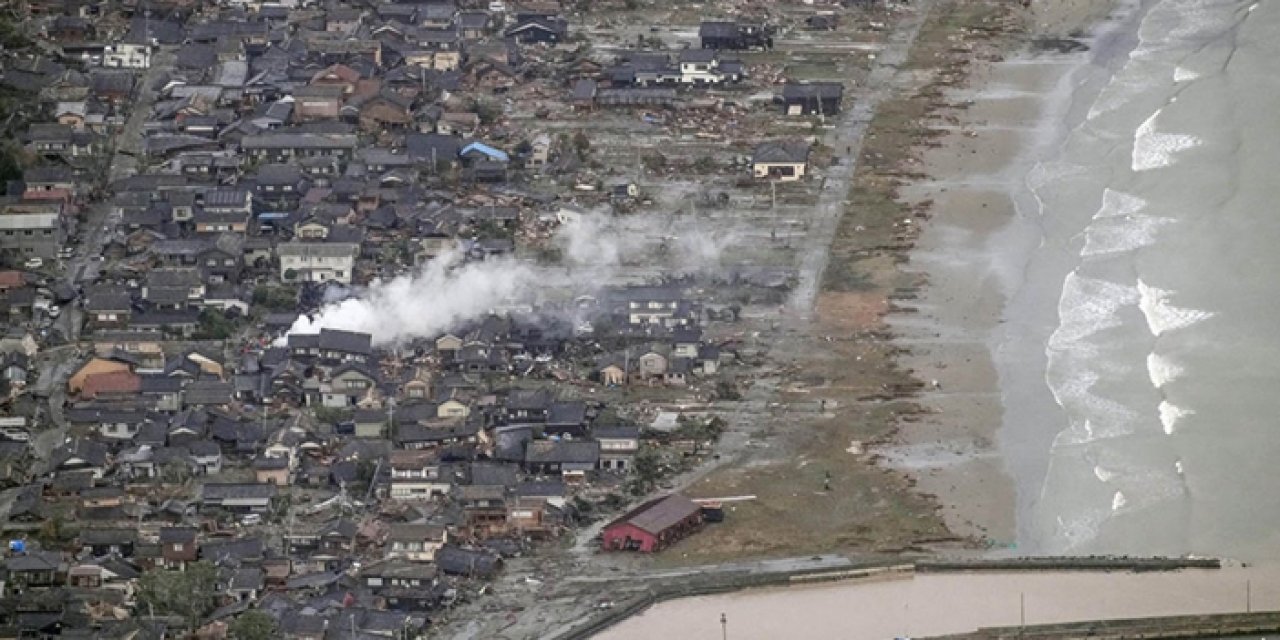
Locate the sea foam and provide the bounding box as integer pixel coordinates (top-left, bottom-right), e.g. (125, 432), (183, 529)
(1112, 491), (1128, 511)
(1093, 189), (1148, 219)
(1132, 108), (1202, 171)
(1137, 279), (1214, 336)
(1081, 215), (1173, 257)
(1048, 273), (1140, 347)
(1146, 352), (1184, 388)
(1158, 400), (1194, 435)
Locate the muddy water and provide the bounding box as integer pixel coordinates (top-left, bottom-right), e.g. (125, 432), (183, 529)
(599, 568), (1280, 639)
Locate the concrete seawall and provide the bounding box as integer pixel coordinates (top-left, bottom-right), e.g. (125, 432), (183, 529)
(924, 611), (1280, 639)
(550, 556), (1223, 640)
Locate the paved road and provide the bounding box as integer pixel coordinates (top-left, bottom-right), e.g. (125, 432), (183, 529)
(26, 50), (178, 467)
(787, 0), (938, 316)
(65, 47), (174, 293)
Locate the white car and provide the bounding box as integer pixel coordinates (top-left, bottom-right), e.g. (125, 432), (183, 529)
(46, 305), (61, 318)
(0, 428), (29, 442)
(23, 258), (43, 269)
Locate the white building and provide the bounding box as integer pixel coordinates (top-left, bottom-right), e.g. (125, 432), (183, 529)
(103, 42), (153, 69)
(278, 242), (359, 284)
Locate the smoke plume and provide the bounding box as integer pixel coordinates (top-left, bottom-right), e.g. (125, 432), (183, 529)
(285, 211), (733, 346)
(286, 251), (537, 347)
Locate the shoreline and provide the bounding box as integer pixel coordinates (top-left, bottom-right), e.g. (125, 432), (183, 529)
(880, 0), (1127, 549)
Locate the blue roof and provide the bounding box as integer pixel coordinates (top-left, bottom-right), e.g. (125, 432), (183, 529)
(257, 212), (291, 220)
(460, 142), (510, 163)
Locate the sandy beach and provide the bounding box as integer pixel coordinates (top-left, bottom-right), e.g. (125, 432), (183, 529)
(878, 0), (1119, 548)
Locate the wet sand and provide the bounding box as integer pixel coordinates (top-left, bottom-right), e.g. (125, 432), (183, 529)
(877, 0), (1118, 548)
(601, 566), (1279, 640)
(882, 56), (1082, 548)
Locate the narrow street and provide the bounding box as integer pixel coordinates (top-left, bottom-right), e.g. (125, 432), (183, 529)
(29, 48), (178, 463)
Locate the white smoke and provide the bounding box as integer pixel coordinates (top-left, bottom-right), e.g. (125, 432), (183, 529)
(554, 210), (730, 272)
(285, 211), (732, 347)
(285, 250), (537, 347)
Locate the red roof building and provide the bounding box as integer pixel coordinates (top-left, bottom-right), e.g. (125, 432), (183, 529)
(601, 494), (703, 553)
(0, 271), (25, 291)
(79, 370), (142, 400)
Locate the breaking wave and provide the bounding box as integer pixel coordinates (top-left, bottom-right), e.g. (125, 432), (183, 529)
(1136, 279), (1214, 336)
(1146, 352), (1183, 388)
(1132, 108), (1202, 172)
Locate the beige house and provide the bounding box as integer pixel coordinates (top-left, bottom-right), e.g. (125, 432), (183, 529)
(599, 362), (626, 386)
(437, 398), (470, 419)
(387, 524), (449, 562)
(636, 350), (668, 379)
(436, 112), (480, 137)
(596, 426), (640, 472)
(528, 134), (552, 170)
(751, 140), (811, 182)
(292, 85), (345, 121)
(389, 450), (446, 500)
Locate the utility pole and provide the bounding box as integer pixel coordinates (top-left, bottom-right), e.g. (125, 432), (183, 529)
(1246, 579), (1252, 613)
(720, 612), (727, 640)
(1020, 592), (1026, 627)
(770, 179), (778, 243)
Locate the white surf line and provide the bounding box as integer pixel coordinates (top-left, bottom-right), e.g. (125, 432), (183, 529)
(1158, 400), (1194, 435)
(1146, 352), (1183, 388)
(1136, 279), (1214, 337)
(1132, 108), (1203, 172)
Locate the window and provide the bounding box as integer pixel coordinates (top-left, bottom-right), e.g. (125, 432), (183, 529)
(172, 543), (184, 552)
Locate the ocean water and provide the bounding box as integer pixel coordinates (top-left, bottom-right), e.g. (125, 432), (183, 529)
(1014, 0), (1280, 559)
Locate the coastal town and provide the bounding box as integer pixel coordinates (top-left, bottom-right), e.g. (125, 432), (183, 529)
(4, 0), (1273, 637)
(0, 0), (948, 636)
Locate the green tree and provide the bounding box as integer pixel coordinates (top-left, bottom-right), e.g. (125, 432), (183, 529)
(136, 561), (218, 631)
(228, 610), (277, 640)
(473, 99), (503, 125)
(627, 446), (663, 495)
(252, 285), (298, 312)
(159, 459), (192, 485)
(195, 308), (236, 340)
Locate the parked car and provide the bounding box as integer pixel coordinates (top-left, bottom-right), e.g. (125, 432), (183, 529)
(0, 428), (30, 442)
(23, 258), (43, 269)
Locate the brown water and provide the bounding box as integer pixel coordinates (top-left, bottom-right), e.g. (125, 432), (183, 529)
(599, 567), (1280, 639)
